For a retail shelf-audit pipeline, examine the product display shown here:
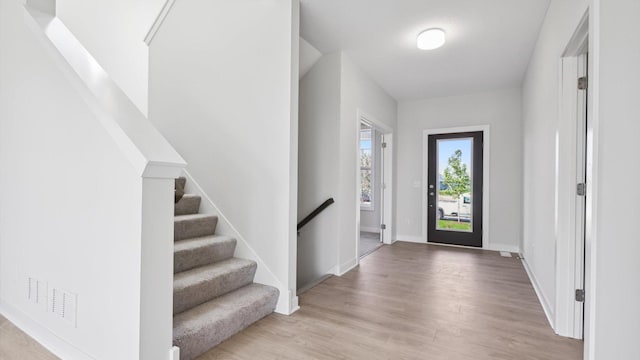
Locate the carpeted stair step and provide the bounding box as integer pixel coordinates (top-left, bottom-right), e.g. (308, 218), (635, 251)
(174, 235), (237, 274)
(174, 214), (217, 241)
(175, 177), (186, 203)
(174, 258), (257, 315)
(173, 283), (279, 360)
(175, 194), (202, 216)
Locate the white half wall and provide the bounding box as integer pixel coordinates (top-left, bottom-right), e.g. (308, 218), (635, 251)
(0, 0), (181, 358)
(148, 0), (300, 314)
(396, 88), (523, 252)
(55, 0), (166, 114)
(521, 0), (588, 326)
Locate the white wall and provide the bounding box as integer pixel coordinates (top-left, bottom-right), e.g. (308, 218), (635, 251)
(148, 0), (300, 313)
(338, 54), (398, 272)
(0, 1), (175, 358)
(297, 52), (397, 287)
(588, 0), (640, 358)
(297, 53), (341, 288)
(396, 88), (523, 252)
(56, 0), (166, 114)
(521, 0), (588, 323)
(360, 129), (382, 232)
(299, 37), (322, 79)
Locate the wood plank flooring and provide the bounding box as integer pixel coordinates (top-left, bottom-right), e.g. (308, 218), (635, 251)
(0, 314), (59, 360)
(199, 242), (582, 360)
(0, 242), (583, 359)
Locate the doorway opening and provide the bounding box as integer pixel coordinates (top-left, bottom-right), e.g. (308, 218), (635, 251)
(422, 126), (490, 249)
(357, 114), (393, 259)
(427, 131), (484, 247)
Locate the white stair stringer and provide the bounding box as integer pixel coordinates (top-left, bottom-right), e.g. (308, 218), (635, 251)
(181, 170), (298, 315)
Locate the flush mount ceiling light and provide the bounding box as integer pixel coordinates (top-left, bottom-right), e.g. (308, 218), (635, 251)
(417, 28), (446, 50)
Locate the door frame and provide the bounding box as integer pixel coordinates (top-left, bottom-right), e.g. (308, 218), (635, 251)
(422, 125), (490, 249)
(355, 110), (394, 265)
(555, 11), (588, 340)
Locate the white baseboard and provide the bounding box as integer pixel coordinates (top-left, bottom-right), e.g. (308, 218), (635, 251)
(0, 300), (96, 360)
(360, 226), (380, 233)
(170, 346), (180, 360)
(396, 234), (425, 243)
(485, 243), (521, 253)
(297, 274), (333, 295)
(282, 290), (299, 315)
(337, 258), (358, 276)
(521, 258), (555, 330)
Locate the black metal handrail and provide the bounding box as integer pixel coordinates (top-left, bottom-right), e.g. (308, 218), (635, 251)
(297, 198), (335, 231)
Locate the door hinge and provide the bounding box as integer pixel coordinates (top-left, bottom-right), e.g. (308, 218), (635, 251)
(381, 142), (387, 149)
(578, 76), (588, 90)
(577, 183), (586, 196)
(575, 289), (585, 302)
(381, 224), (387, 230)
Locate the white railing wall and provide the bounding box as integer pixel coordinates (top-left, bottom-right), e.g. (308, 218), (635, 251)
(0, 1), (185, 359)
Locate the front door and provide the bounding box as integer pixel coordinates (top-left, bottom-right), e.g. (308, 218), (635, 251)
(427, 132), (483, 247)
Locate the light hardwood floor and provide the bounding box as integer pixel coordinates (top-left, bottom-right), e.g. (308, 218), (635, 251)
(0, 242), (583, 360)
(199, 242), (582, 360)
(0, 314), (58, 359)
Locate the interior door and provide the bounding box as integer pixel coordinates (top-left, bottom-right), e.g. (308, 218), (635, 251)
(427, 132), (483, 247)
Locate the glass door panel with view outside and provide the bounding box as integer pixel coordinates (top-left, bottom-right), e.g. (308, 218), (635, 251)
(427, 131), (483, 247)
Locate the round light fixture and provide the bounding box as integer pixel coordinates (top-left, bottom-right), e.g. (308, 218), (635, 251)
(417, 28), (446, 50)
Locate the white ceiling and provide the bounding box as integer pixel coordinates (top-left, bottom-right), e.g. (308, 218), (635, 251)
(300, 0), (551, 101)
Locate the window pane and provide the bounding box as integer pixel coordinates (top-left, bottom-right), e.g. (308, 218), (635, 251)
(436, 138), (473, 232)
(360, 123), (374, 208)
(361, 169), (372, 205)
(360, 149), (371, 169)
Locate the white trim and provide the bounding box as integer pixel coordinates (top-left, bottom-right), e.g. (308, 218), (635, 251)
(422, 125), (491, 249)
(144, 0), (177, 46)
(381, 134), (393, 245)
(336, 258), (358, 276)
(355, 110), (394, 268)
(23, 5), (186, 179)
(181, 170), (296, 315)
(522, 258), (555, 330)
(485, 244), (521, 254)
(0, 300), (96, 360)
(396, 235), (426, 244)
(359, 226), (380, 233)
(555, 11), (589, 340)
(286, 290), (300, 315)
(170, 346), (180, 360)
(585, 3), (600, 358)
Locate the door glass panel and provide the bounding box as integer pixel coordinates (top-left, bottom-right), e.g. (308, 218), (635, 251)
(436, 138), (473, 232)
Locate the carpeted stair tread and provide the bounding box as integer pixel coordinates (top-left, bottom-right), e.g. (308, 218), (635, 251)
(174, 214), (218, 241)
(175, 194), (202, 216)
(174, 235), (237, 273)
(174, 258), (257, 315)
(173, 283), (279, 360)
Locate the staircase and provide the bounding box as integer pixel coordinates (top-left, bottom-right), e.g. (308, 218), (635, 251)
(172, 178), (279, 360)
